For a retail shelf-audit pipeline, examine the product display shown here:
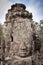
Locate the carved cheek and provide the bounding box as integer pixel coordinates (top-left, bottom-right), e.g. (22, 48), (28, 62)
(26, 44), (31, 50)
(13, 43), (19, 52)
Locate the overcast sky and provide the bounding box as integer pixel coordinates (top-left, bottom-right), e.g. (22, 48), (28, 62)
(0, 0), (43, 24)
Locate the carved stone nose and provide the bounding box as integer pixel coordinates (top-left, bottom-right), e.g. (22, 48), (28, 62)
(20, 42), (27, 50)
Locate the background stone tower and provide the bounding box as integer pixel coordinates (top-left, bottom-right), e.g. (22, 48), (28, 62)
(2, 3), (41, 65)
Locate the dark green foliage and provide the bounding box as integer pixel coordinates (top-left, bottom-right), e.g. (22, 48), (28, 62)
(41, 34), (43, 44)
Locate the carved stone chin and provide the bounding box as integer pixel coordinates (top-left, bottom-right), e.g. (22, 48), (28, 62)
(12, 55), (32, 65)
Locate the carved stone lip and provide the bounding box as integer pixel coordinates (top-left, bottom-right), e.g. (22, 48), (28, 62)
(18, 50), (29, 55)
(19, 51), (27, 54)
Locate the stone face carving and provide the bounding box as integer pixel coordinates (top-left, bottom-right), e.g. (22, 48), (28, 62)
(2, 3), (41, 65)
(12, 18), (33, 57)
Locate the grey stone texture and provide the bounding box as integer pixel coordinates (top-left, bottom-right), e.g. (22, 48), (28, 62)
(1, 3), (41, 65)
